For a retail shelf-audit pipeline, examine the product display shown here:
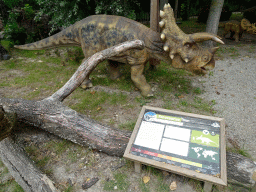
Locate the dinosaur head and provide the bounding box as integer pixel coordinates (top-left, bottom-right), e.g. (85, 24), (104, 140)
(159, 4), (223, 73)
(172, 46), (218, 75)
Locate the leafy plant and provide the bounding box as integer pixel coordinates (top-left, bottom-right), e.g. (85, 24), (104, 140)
(4, 10), (27, 44)
(34, 0), (93, 33)
(22, 4), (34, 19)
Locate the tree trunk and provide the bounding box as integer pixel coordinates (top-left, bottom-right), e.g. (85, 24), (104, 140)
(174, 0), (179, 20)
(149, 0), (160, 68)
(226, 152), (256, 187)
(0, 98), (131, 157)
(0, 137), (59, 192)
(204, 0), (224, 47)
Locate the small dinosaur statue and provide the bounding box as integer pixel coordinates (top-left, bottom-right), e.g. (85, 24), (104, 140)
(223, 20), (244, 42)
(14, 4), (223, 97)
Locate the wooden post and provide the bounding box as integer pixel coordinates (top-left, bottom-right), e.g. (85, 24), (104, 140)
(204, 182), (213, 192)
(134, 162), (142, 173)
(149, 0), (160, 68)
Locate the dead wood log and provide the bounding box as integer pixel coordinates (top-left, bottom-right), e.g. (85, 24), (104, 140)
(226, 152), (256, 187)
(0, 137), (59, 192)
(0, 98), (131, 156)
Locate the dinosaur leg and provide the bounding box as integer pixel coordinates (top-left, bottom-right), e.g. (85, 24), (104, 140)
(107, 60), (122, 80)
(80, 58), (93, 89)
(230, 31), (235, 40)
(222, 30), (229, 39)
(234, 32), (239, 42)
(131, 64), (153, 97)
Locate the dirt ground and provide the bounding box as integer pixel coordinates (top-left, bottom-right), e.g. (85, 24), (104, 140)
(0, 28), (256, 192)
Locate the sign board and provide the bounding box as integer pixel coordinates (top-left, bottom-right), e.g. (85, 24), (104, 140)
(124, 106), (227, 186)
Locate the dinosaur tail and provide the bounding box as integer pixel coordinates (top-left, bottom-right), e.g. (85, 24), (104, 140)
(14, 28), (80, 50)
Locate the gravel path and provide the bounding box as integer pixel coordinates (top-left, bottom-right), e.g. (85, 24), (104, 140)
(200, 56), (256, 160)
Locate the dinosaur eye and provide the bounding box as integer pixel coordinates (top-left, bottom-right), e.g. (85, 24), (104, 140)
(184, 43), (191, 48)
(202, 55), (209, 62)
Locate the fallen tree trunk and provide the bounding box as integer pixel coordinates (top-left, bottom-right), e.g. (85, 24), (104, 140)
(0, 98), (131, 156)
(0, 137), (59, 192)
(0, 40), (256, 190)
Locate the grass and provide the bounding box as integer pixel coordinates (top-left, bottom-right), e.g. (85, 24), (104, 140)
(119, 120), (136, 131)
(103, 172), (129, 191)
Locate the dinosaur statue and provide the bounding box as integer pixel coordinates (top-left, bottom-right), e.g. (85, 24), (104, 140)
(241, 18), (256, 35)
(223, 20), (244, 42)
(14, 4), (224, 97)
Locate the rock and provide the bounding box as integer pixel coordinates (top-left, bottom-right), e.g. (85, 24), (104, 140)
(81, 177), (99, 190)
(170, 181), (177, 190)
(142, 175), (150, 184)
(3, 54), (11, 60)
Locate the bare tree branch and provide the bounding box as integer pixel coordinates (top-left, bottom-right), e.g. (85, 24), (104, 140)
(48, 40), (145, 102)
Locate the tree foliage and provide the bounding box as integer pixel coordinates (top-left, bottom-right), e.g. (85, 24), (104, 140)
(34, 0), (140, 33)
(34, 0), (94, 33)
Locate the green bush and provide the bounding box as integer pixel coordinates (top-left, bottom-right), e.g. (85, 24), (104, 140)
(4, 4), (51, 44)
(4, 11), (27, 44)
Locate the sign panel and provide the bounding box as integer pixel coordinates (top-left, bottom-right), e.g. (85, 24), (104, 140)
(124, 106), (227, 186)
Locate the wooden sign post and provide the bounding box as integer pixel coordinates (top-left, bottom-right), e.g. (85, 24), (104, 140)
(124, 106), (227, 191)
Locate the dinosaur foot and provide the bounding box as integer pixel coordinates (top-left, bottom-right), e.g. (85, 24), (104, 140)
(80, 79), (93, 89)
(141, 89), (154, 97)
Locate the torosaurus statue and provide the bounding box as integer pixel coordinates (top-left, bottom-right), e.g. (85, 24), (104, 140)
(14, 4), (224, 97)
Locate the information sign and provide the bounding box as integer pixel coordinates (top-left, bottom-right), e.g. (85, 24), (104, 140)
(124, 106), (227, 186)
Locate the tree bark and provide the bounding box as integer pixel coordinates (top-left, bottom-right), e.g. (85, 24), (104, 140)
(149, 0), (160, 68)
(174, 0), (179, 20)
(204, 0), (224, 47)
(0, 137), (59, 192)
(226, 152), (256, 187)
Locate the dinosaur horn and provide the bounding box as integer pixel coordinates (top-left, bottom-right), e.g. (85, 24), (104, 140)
(211, 47), (219, 54)
(189, 32), (224, 44)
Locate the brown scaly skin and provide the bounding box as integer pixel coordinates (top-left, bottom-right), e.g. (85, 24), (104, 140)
(241, 18), (256, 35)
(223, 20), (244, 42)
(14, 4), (223, 97)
